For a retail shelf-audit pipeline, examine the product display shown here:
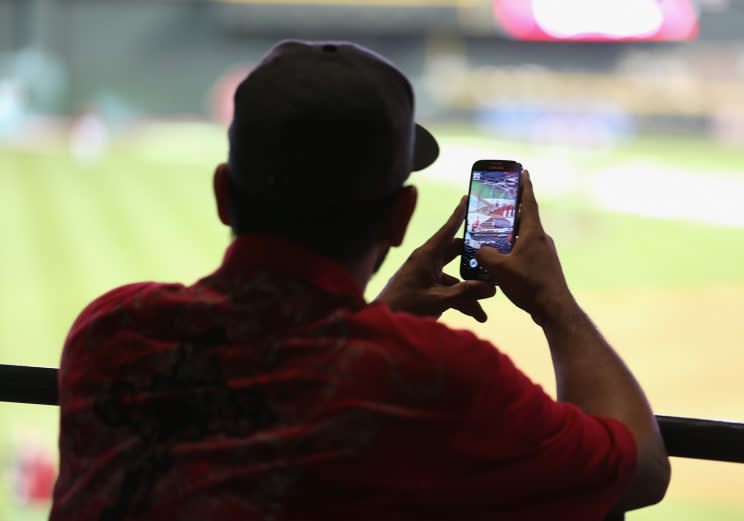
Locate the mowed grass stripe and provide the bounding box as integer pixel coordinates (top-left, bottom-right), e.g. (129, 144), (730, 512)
(95, 153), (216, 285)
(38, 157), (142, 351)
(78, 158), (167, 280)
(49, 163), (134, 289)
(0, 154), (73, 366)
(124, 155), (226, 272)
(0, 156), (49, 363)
(21, 155), (116, 358)
(91, 157), (177, 281)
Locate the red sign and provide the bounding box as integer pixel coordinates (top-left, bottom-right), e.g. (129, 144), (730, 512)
(494, 0), (698, 41)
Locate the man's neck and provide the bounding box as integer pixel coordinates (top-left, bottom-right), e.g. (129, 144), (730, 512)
(340, 247), (385, 294)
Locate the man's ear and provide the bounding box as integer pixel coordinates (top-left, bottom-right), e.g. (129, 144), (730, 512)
(386, 185), (417, 247)
(213, 163), (232, 226)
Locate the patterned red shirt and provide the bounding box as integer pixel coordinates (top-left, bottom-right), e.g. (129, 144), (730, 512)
(51, 235), (636, 521)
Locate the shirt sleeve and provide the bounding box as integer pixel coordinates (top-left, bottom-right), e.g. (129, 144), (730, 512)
(450, 338), (637, 520)
(59, 282), (159, 401)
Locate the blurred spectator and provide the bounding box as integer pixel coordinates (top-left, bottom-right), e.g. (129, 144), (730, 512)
(68, 106), (110, 165)
(12, 440), (55, 507)
(0, 79), (26, 139)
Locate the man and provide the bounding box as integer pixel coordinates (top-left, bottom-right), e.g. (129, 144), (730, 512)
(471, 215), (480, 231)
(51, 41), (669, 520)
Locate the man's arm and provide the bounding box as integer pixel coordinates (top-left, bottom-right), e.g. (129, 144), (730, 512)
(542, 301), (670, 511)
(477, 171), (670, 511)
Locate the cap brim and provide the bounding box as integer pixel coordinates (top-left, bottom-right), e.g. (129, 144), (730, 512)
(413, 124), (439, 172)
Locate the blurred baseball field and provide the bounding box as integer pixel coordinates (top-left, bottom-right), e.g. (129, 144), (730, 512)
(1, 124), (743, 519)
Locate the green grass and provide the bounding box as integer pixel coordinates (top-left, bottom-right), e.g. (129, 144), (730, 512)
(1, 125), (744, 519)
(631, 500), (744, 520)
(4, 133), (744, 366)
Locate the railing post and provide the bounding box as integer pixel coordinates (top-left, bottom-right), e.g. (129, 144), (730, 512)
(0, 364), (58, 405)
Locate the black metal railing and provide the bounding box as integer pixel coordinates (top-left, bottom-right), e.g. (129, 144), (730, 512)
(2, 364), (744, 462)
(0, 364), (58, 406)
(2, 363), (743, 519)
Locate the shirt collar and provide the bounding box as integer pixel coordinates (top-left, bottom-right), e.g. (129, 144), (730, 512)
(212, 234), (366, 305)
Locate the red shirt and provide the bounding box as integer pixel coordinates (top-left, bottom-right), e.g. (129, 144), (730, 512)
(51, 235), (635, 521)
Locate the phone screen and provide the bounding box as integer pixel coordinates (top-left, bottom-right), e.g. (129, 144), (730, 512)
(461, 161), (522, 280)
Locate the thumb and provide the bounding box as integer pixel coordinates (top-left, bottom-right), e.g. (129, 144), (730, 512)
(437, 279), (497, 304)
(437, 281), (495, 322)
(456, 300), (488, 323)
(475, 246), (510, 277)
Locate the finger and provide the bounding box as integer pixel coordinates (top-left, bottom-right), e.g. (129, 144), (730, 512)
(465, 280), (498, 299)
(438, 283), (492, 322)
(475, 247), (514, 284)
(454, 299), (488, 323)
(441, 273), (497, 295)
(517, 170), (543, 232)
(427, 196), (467, 249)
(475, 243), (508, 266)
(442, 238), (464, 264)
(440, 273), (460, 286)
(438, 280), (497, 303)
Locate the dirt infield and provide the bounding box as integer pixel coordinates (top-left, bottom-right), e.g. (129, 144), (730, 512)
(442, 284), (744, 501)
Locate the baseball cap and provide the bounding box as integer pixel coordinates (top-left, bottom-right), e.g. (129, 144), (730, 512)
(227, 40), (439, 205)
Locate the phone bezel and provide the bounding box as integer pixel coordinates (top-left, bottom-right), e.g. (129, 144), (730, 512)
(460, 160), (523, 281)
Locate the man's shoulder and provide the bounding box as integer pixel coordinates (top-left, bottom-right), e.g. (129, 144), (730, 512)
(353, 303), (506, 376)
(357, 302), (481, 346)
(65, 282), (184, 346)
(75, 281), (182, 317)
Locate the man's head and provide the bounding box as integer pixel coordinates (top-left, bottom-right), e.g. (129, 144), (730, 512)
(213, 40), (438, 264)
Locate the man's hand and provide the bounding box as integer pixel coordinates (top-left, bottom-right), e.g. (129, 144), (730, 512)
(376, 197), (496, 322)
(476, 170), (576, 326)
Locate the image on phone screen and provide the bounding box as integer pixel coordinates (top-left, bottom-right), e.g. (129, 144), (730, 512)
(462, 167), (521, 278)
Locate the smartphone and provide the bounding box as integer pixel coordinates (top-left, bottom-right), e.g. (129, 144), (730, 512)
(460, 160), (523, 281)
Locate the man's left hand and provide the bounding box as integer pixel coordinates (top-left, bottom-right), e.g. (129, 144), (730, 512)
(375, 196), (496, 322)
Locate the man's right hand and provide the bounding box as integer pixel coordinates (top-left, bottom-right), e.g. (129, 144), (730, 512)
(476, 170), (576, 327)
